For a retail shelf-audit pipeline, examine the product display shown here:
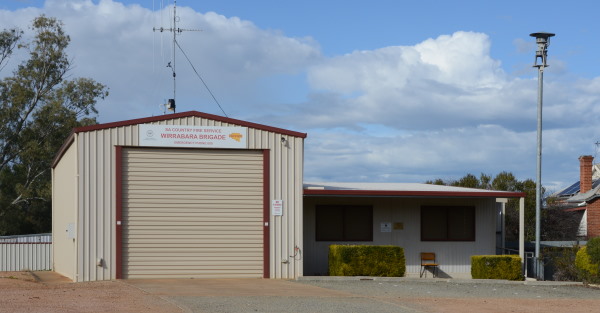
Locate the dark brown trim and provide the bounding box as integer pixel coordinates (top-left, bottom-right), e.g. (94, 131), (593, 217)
(304, 189), (526, 198)
(115, 146), (123, 279)
(73, 111), (307, 138)
(51, 132), (75, 168)
(262, 149), (270, 279)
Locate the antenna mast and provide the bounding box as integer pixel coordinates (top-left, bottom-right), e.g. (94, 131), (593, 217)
(153, 0), (201, 113)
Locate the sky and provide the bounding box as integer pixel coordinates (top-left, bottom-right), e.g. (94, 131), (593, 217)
(1, 0), (600, 192)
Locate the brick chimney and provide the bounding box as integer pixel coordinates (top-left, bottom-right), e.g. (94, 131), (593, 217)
(579, 155), (594, 193)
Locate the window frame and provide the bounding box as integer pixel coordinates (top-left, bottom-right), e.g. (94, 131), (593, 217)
(315, 205), (373, 242)
(420, 205), (476, 241)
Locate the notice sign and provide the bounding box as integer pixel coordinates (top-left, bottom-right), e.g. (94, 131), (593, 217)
(272, 200), (283, 216)
(139, 124), (247, 149)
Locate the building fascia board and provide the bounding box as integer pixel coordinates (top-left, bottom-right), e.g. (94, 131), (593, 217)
(303, 189), (526, 198)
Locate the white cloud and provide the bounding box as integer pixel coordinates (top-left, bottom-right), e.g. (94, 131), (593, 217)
(0, 0), (321, 118)
(2, 1), (600, 189)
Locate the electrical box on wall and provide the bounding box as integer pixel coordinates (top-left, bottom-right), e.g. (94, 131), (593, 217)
(66, 223), (75, 239)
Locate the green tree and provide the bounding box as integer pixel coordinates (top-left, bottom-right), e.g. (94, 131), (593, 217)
(425, 172), (538, 241)
(0, 16), (108, 235)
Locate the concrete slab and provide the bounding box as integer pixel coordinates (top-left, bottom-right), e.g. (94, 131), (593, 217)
(124, 278), (350, 297)
(30, 271), (72, 285)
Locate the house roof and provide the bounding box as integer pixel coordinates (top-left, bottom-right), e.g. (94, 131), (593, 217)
(304, 182), (525, 198)
(553, 163), (600, 204)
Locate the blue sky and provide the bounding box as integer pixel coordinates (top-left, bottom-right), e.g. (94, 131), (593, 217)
(2, 0), (600, 191)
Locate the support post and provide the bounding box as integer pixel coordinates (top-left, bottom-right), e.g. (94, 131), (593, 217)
(519, 197), (525, 275)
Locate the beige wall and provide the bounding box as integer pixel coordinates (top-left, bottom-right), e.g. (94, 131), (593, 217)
(303, 197), (497, 278)
(52, 140), (78, 280)
(55, 115), (304, 281)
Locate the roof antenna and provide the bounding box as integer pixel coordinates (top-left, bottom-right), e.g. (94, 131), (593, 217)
(153, 0), (201, 114)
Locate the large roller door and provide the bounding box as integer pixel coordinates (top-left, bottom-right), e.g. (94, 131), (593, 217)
(121, 148), (264, 278)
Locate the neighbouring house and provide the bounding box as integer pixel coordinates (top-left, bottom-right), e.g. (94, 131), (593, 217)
(551, 155), (600, 239)
(52, 111), (527, 281)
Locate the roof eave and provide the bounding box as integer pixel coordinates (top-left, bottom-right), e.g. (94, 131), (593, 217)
(303, 189), (526, 198)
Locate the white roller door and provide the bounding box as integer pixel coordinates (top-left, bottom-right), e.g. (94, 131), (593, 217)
(122, 148), (264, 278)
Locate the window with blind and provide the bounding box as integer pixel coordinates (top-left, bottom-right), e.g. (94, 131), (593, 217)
(421, 206), (475, 241)
(315, 205), (373, 241)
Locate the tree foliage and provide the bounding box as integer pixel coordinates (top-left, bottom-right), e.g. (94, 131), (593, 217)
(0, 16), (108, 235)
(425, 172), (580, 242)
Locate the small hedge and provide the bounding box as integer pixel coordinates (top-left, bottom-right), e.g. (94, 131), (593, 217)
(328, 245), (405, 277)
(471, 255), (523, 281)
(575, 246), (600, 284)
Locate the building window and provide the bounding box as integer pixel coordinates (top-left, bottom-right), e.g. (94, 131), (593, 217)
(421, 206), (475, 241)
(315, 205), (373, 241)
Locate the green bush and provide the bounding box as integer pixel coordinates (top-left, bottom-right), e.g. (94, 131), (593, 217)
(586, 237), (600, 265)
(575, 246), (600, 284)
(541, 246), (580, 281)
(328, 245), (405, 277)
(471, 255), (523, 281)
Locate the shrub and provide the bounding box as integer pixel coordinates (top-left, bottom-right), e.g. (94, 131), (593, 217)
(541, 246), (579, 281)
(586, 237), (600, 265)
(575, 246), (600, 284)
(471, 255), (523, 281)
(328, 245), (405, 277)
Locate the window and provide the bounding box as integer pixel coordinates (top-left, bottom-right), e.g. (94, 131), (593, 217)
(421, 206), (475, 241)
(315, 205), (373, 241)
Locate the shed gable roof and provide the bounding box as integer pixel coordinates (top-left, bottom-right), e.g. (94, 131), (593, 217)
(73, 110), (307, 138)
(52, 110), (306, 168)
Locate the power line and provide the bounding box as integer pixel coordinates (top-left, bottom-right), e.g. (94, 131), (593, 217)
(175, 39), (228, 117)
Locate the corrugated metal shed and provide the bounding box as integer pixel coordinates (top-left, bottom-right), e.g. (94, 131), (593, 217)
(52, 111), (305, 282)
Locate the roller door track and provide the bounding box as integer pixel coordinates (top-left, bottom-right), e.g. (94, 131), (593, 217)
(121, 148), (264, 279)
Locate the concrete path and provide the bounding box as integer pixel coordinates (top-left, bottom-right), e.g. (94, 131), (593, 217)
(124, 278), (349, 297)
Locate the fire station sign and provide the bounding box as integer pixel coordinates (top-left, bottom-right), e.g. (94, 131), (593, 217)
(139, 124), (247, 149)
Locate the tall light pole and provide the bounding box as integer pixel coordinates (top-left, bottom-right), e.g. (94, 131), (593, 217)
(530, 31), (554, 280)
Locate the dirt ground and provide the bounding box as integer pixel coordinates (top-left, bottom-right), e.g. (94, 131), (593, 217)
(0, 272), (182, 313)
(1, 271), (599, 313)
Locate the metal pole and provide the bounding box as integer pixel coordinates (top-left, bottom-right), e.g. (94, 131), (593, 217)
(530, 31), (553, 280)
(535, 64), (543, 279)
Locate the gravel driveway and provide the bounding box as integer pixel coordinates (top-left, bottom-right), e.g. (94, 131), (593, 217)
(2, 272), (599, 313)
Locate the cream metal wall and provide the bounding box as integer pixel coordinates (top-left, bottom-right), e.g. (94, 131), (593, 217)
(303, 197), (497, 278)
(53, 115), (304, 281)
(51, 140), (78, 279)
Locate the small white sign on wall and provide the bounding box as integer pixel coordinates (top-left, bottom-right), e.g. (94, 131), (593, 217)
(272, 200), (283, 216)
(380, 222), (392, 233)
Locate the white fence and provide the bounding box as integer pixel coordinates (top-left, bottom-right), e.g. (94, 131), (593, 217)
(0, 233), (52, 271)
